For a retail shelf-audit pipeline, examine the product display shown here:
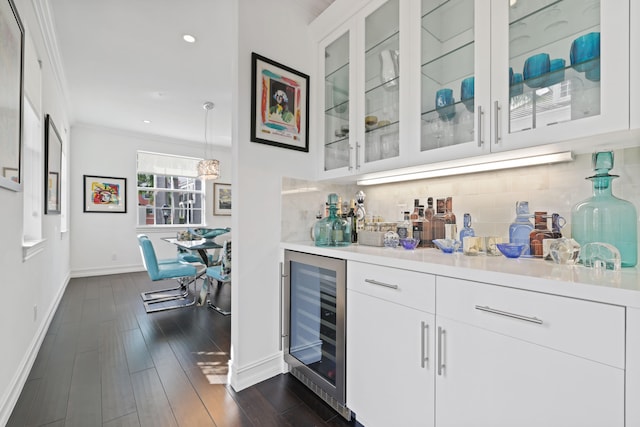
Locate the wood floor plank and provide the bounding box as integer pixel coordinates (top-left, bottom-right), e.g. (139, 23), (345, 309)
(130, 368), (178, 427)
(121, 328), (155, 373)
(103, 411), (141, 427)
(65, 350), (102, 427)
(26, 359), (73, 426)
(27, 333), (55, 381)
(5, 378), (40, 427)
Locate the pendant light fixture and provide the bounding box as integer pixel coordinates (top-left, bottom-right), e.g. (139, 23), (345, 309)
(197, 101), (220, 180)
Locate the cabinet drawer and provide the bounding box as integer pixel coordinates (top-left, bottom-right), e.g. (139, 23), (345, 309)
(348, 261), (435, 313)
(437, 276), (625, 369)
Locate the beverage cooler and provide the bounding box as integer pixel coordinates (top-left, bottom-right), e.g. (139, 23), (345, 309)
(281, 250), (350, 420)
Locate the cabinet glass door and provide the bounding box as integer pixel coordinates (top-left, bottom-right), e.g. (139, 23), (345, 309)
(421, 0), (476, 152)
(363, 0), (400, 165)
(507, 0), (600, 133)
(324, 32), (350, 172)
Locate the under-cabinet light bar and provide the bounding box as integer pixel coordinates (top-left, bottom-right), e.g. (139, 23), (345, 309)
(356, 151), (574, 186)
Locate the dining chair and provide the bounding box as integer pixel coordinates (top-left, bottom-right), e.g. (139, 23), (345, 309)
(137, 234), (205, 313)
(205, 240), (231, 315)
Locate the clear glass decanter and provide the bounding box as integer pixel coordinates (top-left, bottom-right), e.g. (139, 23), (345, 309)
(314, 193), (352, 247)
(459, 213), (475, 249)
(509, 201), (534, 256)
(571, 151), (637, 267)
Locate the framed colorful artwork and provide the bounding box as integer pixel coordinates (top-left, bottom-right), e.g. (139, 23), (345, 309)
(250, 52), (309, 152)
(44, 115), (62, 214)
(83, 175), (127, 213)
(213, 183), (231, 215)
(0, 0), (24, 192)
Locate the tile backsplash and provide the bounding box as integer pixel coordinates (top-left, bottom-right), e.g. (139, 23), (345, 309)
(282, 147), (640, 252)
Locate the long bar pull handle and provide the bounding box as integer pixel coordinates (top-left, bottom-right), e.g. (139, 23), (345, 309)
(348, 144), (354, 171)
(475, 305), (543, 325)
(494, 100), (501, 145)
(437, 326), (445, 376)
(279, 262), (287, 351)
(477, 105), (484, 147)
(364, 278), (399, 290)
(355, 142), (361, 170)
(421, 321), (429, 368)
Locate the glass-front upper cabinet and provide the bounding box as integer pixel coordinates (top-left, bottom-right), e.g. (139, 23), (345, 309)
(491, 0), (629, 151)
(323, 29), (352, 174)
(420, 0), (491, 163)
(360, 0), (400, 169)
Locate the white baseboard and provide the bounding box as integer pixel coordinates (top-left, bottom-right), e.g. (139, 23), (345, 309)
(71, 264), (144, 278)
(0, 273), (70, 427)
(227, 351), (287, 392)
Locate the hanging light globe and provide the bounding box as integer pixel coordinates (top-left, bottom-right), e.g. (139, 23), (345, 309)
(198, 101), (220, 180)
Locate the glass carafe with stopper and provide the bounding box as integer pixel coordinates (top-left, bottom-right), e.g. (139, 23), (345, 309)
(571, 151), (637, 267)
(509, 201), (534, 256)
(314, 193), (352, 247)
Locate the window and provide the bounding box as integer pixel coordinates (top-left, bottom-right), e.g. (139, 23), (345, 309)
(136, 151), (204, 226)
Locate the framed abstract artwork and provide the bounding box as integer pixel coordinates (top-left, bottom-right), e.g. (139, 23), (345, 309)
(250, 52), (309, 152)
(213, 183), (231, 216)
(44, 115), (62, 214)
(0, 0), (24, 192)
(83, 175), (127, 213)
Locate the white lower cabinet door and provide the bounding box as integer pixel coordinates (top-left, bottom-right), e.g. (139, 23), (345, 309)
(435, 317), (624, 427)
(347, 290), (435, 427)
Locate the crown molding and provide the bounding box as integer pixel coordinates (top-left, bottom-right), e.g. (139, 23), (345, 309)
(30, 0), (74, 122)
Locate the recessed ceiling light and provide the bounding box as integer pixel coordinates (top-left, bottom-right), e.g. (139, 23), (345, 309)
(143, 120), (151, 124)
(183, 34), (196, 43)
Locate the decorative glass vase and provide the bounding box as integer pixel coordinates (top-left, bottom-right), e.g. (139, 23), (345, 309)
(314, 193), (352, 247)
(509, 201), (534, 256)
(571, 151), (637, 267)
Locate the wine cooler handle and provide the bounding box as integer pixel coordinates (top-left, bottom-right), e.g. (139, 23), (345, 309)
(437, 326), (446, 376)
(279, 262), (287, 351)
(494, 100), (501, 145)
(477, 105), (484, 147)
(421, 321), (429, 368)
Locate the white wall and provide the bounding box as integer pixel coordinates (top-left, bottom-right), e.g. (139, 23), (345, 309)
(69, 124), (232, 277)
(230, 0), (317, 390)
(0, 0), (71, 424)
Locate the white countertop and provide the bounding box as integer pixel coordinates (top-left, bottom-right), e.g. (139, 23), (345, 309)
(281, 241), (640, 309)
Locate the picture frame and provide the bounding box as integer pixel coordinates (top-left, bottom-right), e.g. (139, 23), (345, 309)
(213, 183), (231, 216)
(0, 0), (25, 192)
(44, 115), (62, 214)
(250, 52), (309, 152)
(83, 175), (127, 213)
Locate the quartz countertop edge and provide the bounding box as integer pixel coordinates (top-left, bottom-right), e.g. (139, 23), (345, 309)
(281, 241), (640, 309)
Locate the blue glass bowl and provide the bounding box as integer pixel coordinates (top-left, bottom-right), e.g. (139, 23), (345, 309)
(497, 243), (527, 259)
(433, 239), (458, 254)
(399, 237), (420, 250)
(189, 227), (231, 241)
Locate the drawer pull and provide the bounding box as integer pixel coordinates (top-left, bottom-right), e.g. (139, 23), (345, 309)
(364, 279), (398, 290)
(421, 321), (429, 368)
(437, 326), (445, 376)
(475, 305), (543, 325)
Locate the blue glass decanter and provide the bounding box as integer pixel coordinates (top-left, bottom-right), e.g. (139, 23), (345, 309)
(509, 201), (534, 256)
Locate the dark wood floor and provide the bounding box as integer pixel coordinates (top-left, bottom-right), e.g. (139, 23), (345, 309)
(7, 271), (359, 427)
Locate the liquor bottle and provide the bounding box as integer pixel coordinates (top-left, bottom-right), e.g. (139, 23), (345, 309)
(413, 205), (426, 247)
(348, 200), (358, 243)
(410, 199), (420, 222)
(529, 212), (562, 258)
(431, 198), (446, 241)
(571, 151), (638, 267)
(420, 205), (433, 248)
(509, 201), (534, 256)
(444, 197), (457, 240)
(459, 213), (475, 249)
(397, 211), (411, 239)
(425, 197), (435, 221)
(314, 193), (352, 247)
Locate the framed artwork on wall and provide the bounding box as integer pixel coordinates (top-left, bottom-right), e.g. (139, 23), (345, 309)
(0, 0), (24, 192)
(44, 115), (62, 214)
(83, 175), (127, 213)
(213, 183), (231, 216)
(250, 52), (309, 152)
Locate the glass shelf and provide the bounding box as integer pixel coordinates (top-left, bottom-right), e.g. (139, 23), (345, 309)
(421, 41), (474, 86)
(364, 120), (399, 163)
(422, 0), (474, 44)
(325, 100), (350, 118)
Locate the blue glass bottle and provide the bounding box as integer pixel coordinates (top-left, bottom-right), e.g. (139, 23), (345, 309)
(459, 213), (475, 250)
(509, 201), (534, 256)
(314, 193), (352, 247)
(571, 151), (638, 267)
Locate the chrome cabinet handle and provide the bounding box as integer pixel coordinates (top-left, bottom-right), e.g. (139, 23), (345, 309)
(494, 100), (501, 144)
(355, 142), (361, 170)
(348, 144), (354, 171)
(364, 278), (398, 290)
(421, 321), (429, 368)
(477, 105), (484, 147)
(437, 326), (445, 376)
(279, 262), (287, 350)
(475, 305), (543, 325)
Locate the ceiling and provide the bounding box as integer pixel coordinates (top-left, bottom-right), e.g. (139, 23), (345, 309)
(48, 0), (335, 147)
